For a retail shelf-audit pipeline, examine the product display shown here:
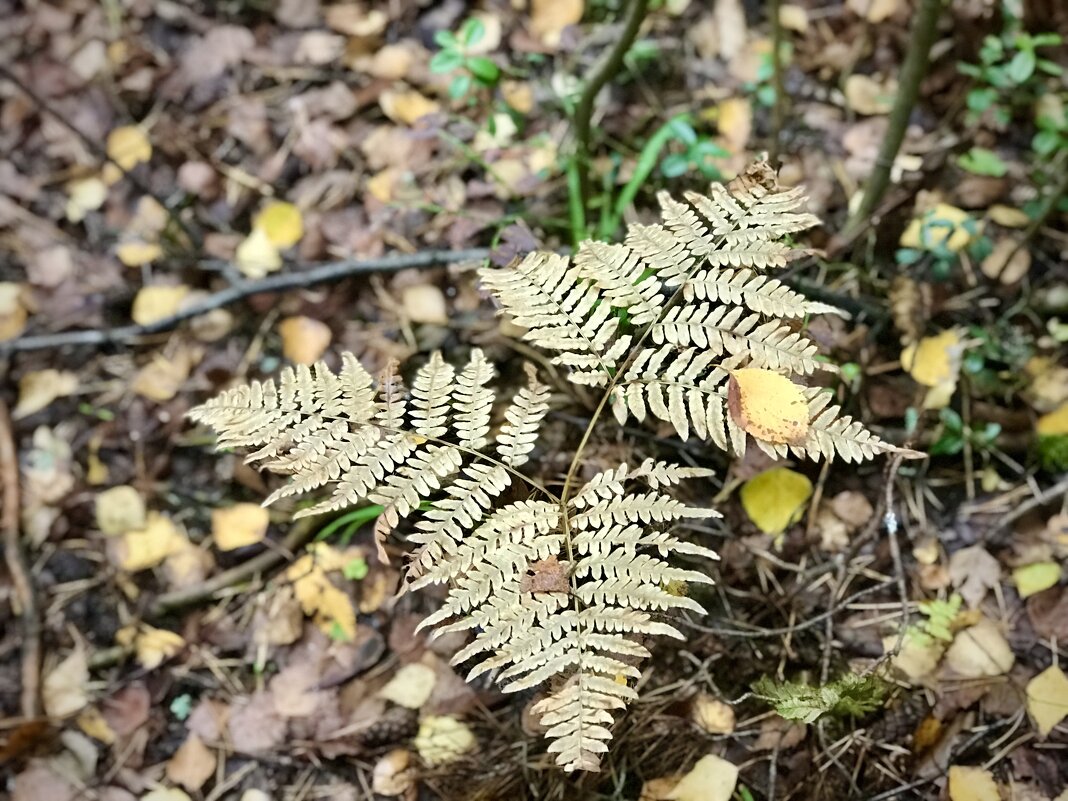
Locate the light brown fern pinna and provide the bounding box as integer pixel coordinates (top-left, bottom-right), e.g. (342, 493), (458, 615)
(188, 161), (900, 771)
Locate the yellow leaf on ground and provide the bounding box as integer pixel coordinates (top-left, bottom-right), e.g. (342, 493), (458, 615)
(65, 176), (108, 222)
(106, 125), (152, 171)
(779, 4), (809, 31)
(844, 74), (897, 115)
(727, 369), (809, 444)
(988, 204), (1030, 228)
(235, 227), (282, 279)
(402, 284), (448, 325)
(254, 201), (303, 248)
(372, 749), (415, 797)
(76, 707), (117, 744)
(900, 203), (979, 253)
(981, 238), (1030, 285)
(717, 97), (752, 153)
(379, 88), (441, 125)
(948, 765), (999, 801)
(96, 485), (146, 537)
(414, 715), (476, 766)
(944, 617), (1015, 678)
(378, 663), (438, 709)
(740, 467), (813, 535)
(118, 624), (185, 670)
(278, 316), (332, 365)
(901, 329), (964, 388)
(117, 241), (163, 267)
(142, 790), (193, 801)
(501, 80), (534, 114)
(13, 369), (79, 419)
(1037, 402), (1068, 436)
(131, 285), (190, 326)
(166, 733), (216, 792)
(692, 694), (736, 734)
(212, 503), (270, 551)
(43, 646), (89, 718)
(530, 0), (583, 47)
(114, 512), (185, 572)
(1013, 562), (1062, 598)
(286, 545), (357, 640)
(132, 344), (201, 402)
(1026, 665), (1068, 736)
(0, 282), (28, 342)
(666, 754), (739, 801)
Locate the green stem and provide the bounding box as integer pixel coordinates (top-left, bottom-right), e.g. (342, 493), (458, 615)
(769, 0), (785, 164)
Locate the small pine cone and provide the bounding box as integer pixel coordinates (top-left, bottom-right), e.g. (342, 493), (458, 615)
(358, 706), (419, 749)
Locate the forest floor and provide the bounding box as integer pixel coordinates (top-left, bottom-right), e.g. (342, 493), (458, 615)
(2, 1), (1068, 800)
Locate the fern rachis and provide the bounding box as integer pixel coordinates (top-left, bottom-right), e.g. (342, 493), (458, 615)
(188, 160), (901, 773)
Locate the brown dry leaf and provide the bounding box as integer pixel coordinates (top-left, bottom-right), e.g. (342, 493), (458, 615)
(530, 0), (583, 47)
(981, 239), (1030, 284)
(1026, 665), (1068, 736)
(294, 31), (346, 65)
(270, 662), (328, 718)
(519, 555), (571, 594)
(727, 368), (809, 444)
(132, 343), (201, 402)
(227, 693), (287, 753)
(378, 663), (438, 709)
(113, 512), (185, 572)
(13, 369), (79, 419)
(948, 546), (1000, 608)
(0, 282), (30, 341)
(845, 74), (897, 115)
(278, 316), (332, 364)
(692, 694), (735, 734)
(401, 284), (448, 325)
(43, 647), (90, 718)
(379, 88), (441, 126)
(96, 485), (146, 537)
(211, 503), (270, 551)
(252, 585), (305, 647)
(131, 285), (191, 326)
(372, 749), (415, 797)
(944, 618), (1015, 678)
(166, 733), (216, 792)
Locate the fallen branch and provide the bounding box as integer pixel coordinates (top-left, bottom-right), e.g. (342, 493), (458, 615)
(1, 248), (491, 354)
(0, 399), (40, 718)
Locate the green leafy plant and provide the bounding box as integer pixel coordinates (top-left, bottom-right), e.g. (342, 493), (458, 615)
(431, 17), (501, 100)
(959, 26), (1063, 125)
(907, 593), (963, 646)
(957, 146), (1008, 177)
(929, 408), (1001, 457)
(752, 672), (890, 724)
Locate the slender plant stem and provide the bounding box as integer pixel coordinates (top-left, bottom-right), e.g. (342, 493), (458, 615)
(570, 0), (650, 232)
(844, 0), (943, 237)
(769, 0), (785, 164)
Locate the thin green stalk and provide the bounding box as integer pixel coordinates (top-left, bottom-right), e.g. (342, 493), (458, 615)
(769, 0), (785, 164)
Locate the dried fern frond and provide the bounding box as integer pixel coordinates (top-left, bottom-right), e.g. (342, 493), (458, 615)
(481, 160), (896, 462)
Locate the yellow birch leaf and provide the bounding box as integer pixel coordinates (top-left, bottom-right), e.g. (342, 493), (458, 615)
(740, 467), (813, 535)
(114, 512), (184, 572)
(96, 484), (146, 536)
(666, 754), (739, 801)
(117, 241), (163, 267)
(988, 204), (1030, 228)
(414, 715), (476, 766)
(235, 227), (282, 278)
(65, 176), (108, 222)
(948, 766), (1000, 801)
(253, 201), (303, 248)
(42, 646), (89, 718)
(131, 285), (190, 326)
(212, 503), (270, 551)
(1013, 561), (1062, 598)
(129, 625), (185, 670)
(379, 88), (441, 125)
(278, 316), (332, 365)
(76, 707), (117, 744)
(106, 125), (152, 171)
(727, 368), (809, 444)
(717, 97), (752, 153)
(377, 663), (438, 709)
(1037, 402), (1068, 436)
(945, 617), (1015, 678)
(13, 369), (79, 419)
(1026, 665), (1068, 736)
(530, 0), (584, 47)
(900, 329), (964, 387)
(286, 548), (357, 641)
(692, 694), (736, 734)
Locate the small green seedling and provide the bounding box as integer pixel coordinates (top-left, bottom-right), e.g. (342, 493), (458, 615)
(431, 18), (501, 100)
(959, 28), (1063, 125)
(929, 408), (1002, 457)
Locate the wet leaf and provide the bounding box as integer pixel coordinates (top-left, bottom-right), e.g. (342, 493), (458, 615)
(727, 369), (809, 444)
(211, 503), (270, 551)
(1026, 665), (1068, 736)
(740, 467), (813, 535)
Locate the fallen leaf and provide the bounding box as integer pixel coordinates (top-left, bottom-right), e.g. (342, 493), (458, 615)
(740, 467), (813, 535)
(779, 4), (809, 32)
(414, 715), (475, 766)
(948, 766), (999, 801)
(116, 241), (163, 268)
(714, 0), (748, 60)
(889, 632), (944, 682)
(519, 555), (571, 594)
(501, 80), (535, 114)
(988, 204), (1030, 228)
(379, 88), (441, 126)
(278, 316), (332, 365)
(131, 285), (191, 326)
(43, 647), (89, 718)
(727, 369), (810, 444)
(378, 663), (438, 709)
(286, 544), (358, 640)
(1013, 562), (1062, 599)
(848, 0), (901, 22)
(235, 228), (282, 279)
(117, 625), (185, 670)
(212, 503), (270, 551)
(1026, 665), (1068, 736)
(142, 789), (193, 801)
(13, 370), (79, 419)
(717, 97), (752, 153)
(402, 284), (448, 325)
(166, 733), (216, 792)
(901, 329), (964, 388)
(944, 618), (1015, 678)
(666, 754), (739, 801)
(326, 4), (388, 36)
(96, 485), (147, 537)
(981, 239), (1030, 284)
(692, 694), (735, 734)
(845, 74), (897, 115)
(1037, 402), (1068, 436)
(105, 125), (152, 171)
(948, 546), (1000, 608)
(530, 0), (583, 47)
(373, 749), (415, 796)
(254, 201), (303, 248)
(900, 203), (979, 253)
(132, 344), (201, 402)
(113, 512), (185, 572)
(65, 176), (107, 223)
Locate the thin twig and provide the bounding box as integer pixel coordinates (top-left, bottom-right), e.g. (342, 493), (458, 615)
(0, 248), (491, 354)
(768, 0), (785, 164)
(0, 399), (40, 718)
(571, 0), (650, 218)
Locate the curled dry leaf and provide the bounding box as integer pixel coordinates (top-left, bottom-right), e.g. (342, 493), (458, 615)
(117, 625), (185, 670)
(373, 749), (415, 797)
(727, 368), (809, 445)
(211, 503), (270, 551)
(13, 369), (79, 419)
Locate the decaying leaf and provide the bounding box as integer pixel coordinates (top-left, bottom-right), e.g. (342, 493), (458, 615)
(131, 285), (191, 326)
(378, 663), (438, 709)
(740, 467), (813, 535)
(948, 546), (1000, 608)
(95, 485), (147, 537)
(165, 733), (216, 792)
(43, 647), (90, 719)
(1026, 665), (1068, 736)
(211, 503), (270, 551)
(1013, 562), (1062, 599)
(413, 715), (475, 766)
(727, 369), (809, 445)
(278, 316), (332, 365)
(13, 370), (79, 419)
(944, 618), (1014, 678)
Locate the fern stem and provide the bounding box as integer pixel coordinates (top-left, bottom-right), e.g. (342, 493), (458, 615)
(844, 0), (943, 237)
(571, 0), (651, 221)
